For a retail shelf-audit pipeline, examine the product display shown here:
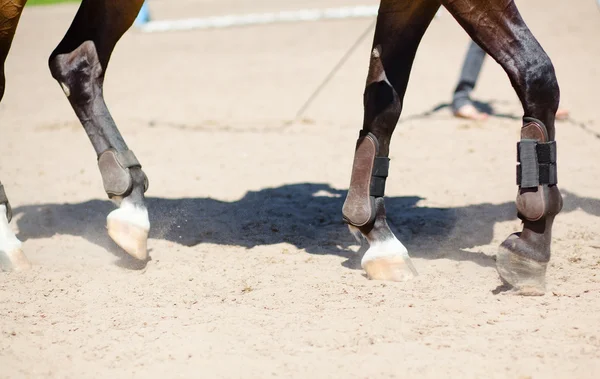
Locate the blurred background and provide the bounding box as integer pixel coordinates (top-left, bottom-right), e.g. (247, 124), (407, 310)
(8, 0), (599, 130)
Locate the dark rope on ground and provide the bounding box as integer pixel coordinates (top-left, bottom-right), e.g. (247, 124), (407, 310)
(292, 19), (376, 123)
(566, 118), (600, 140)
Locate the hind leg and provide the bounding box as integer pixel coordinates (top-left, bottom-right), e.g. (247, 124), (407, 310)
(48, 0), (150, 260)
(441, 0), (562, 294)
(343, 0), (440, 281)
(0, 0), (31, 271)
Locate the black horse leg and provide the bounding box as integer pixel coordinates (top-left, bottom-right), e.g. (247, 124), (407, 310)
(342, 0), (440, 281)
(48, 0), (150, 260)
(441, 0), (562, 294)
(0, 0), (31, 271)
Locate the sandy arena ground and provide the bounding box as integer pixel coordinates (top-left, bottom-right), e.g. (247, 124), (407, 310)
(1, 0), (599, 377)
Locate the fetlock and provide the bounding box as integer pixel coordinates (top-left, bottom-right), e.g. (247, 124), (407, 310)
(342, 131), (389, 229)
(515, 117), (562, 222)
(97, 148), (148, 201)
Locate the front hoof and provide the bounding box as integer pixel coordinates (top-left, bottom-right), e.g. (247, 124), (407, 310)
(362, 255), (417, 282)
(107, 205), (149, 261)
(497, 238), (547, 296)
(0, 245), (32, 272)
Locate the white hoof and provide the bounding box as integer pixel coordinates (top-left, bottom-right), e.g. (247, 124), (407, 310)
(0, 205), (31, 271)
(106, 200), (149, 261)
(361, 236), (417, 282)
(0, 245), (31, 272)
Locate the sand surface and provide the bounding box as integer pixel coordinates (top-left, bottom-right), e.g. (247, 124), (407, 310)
(1, 0), (599, 377)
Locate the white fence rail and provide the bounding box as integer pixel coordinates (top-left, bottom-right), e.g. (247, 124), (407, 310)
(140, 5), (379, 33)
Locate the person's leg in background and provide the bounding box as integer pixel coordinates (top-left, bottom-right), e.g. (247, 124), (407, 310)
(451, 39), (569, 121)
(451, 40), (488, 120)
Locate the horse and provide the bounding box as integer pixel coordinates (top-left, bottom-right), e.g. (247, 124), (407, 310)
(0, 0), (562, 295)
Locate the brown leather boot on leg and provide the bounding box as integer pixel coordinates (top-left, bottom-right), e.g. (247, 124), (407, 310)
(496, 118), (563, 295)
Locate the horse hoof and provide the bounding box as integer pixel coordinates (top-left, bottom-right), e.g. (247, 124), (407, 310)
(0, 246), (31, 272)
(107, 206), (149, 261)
(496, 244), (547, 296)
(362, 256), (417, 282)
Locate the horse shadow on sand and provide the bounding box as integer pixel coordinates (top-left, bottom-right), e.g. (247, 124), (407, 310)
(12, 183), (600, 270)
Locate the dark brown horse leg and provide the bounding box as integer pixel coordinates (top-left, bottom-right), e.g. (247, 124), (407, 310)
(343, 0), (440, 281)
(441, 0), (562, 295)
(0, 0), (31, 271)
(0, 0), (26, 101)
(48, 0), (149, 260)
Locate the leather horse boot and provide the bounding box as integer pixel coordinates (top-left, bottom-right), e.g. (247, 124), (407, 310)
(497, 117), (563, 295)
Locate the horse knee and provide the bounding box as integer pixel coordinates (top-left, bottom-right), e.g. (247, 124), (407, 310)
(48, 41), (102, 105)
